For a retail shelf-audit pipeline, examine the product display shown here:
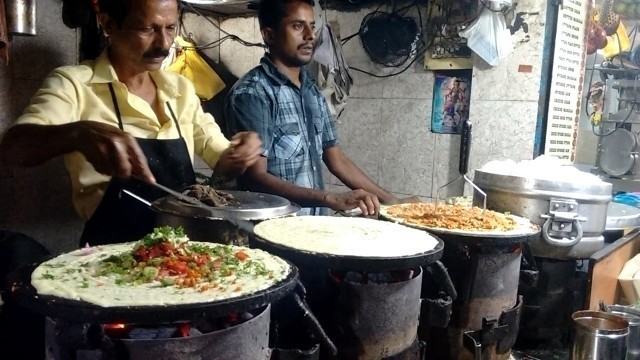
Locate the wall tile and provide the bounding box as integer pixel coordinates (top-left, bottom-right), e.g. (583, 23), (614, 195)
(469, 0), (546, 102)
(382, 64), (434, 100)
(0, 73), (12, 133)
(431, 133), (464, 199)
(11, 79), (42, 120)
(10, 1), (77, 80)
(335, 98), (382, 183)
(219, 17), (263, 78)
(7, 159), (83, 253)
(348, 66), (384, 99)
(182, 13), (221, 62)
(468, 100), (539, 172)
(379, 98), (435, 196)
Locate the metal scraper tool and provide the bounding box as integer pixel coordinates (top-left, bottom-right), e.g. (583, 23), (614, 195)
(435, 120), (486, 212)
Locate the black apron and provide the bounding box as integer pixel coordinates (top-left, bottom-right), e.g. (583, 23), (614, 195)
(79, 83), (196, 247)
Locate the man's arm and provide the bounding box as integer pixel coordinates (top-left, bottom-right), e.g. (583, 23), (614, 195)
(239, 157), (380, 215)
(0, 121), (155, 183)
(323, 145), (396, 204)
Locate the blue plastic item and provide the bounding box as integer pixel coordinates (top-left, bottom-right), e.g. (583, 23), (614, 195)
(613, 193), (640, 208)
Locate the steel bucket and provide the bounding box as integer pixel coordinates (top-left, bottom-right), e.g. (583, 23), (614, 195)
(570, 310), (629, 360)
(606, 305), (640, 360)
(5, 0), (36, 36)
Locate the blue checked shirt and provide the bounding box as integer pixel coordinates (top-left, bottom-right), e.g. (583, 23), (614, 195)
(225, 55), (339, 216)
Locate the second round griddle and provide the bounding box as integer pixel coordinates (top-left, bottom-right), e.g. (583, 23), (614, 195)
(250, 216), (444, 271)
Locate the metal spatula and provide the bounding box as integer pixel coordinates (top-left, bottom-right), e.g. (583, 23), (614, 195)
(435, 120), (486, 211)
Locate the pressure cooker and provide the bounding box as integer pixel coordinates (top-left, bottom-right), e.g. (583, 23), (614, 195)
(472, 170), (612, 259)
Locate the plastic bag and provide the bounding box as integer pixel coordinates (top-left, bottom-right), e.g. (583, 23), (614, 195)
(166, 36), (225, 101)
(459, 3), (513, 67)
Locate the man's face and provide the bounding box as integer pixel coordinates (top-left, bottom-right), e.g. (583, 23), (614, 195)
(264, 2), (316, 68)
(103, 0), (178, 73)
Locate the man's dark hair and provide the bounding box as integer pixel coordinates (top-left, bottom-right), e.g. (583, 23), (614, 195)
(257, 0), (315, 30)
(98, 0), (131, 27)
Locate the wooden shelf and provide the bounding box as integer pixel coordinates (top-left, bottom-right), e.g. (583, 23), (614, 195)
(586, 229), (640, 310)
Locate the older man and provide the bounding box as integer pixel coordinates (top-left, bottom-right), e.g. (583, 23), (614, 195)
(0, 0), (262, 246)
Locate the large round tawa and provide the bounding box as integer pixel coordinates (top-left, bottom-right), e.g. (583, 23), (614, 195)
(251, 216), (444, 271)
(153, 190), (301, 220)
(379, 205), (540, 246)
(9, 259), (298, 324)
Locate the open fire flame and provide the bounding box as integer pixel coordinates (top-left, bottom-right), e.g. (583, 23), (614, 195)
(103, 322), (192, 339)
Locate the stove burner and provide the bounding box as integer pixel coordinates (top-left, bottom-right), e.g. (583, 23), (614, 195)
(45, 306), (271, 360)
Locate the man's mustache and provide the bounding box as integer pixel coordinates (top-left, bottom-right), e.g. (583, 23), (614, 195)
(143, 48), (170, 58)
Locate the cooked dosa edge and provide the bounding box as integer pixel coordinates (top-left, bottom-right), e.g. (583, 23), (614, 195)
(181, 184), (237, 207)
(253, 216), (439, 257)
(384, 203), (517, 231)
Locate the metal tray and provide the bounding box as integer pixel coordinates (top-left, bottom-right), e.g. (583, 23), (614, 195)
(8, 258), (299, 324)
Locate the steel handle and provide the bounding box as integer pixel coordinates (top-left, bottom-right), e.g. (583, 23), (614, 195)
(426, 261), (458, 301)
(459, 120), (472, 175)
(541, 218), (583, 247)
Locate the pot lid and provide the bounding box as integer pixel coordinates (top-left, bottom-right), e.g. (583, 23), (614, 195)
(153, 190), (301, 220)
(606, 202), (640, 231)
(473, 170), (612, 200)
(600, 129), (638, 177)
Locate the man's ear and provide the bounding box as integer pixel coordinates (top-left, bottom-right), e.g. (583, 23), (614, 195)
(98, 13), (114, 37)
(261, 27), (275, 47)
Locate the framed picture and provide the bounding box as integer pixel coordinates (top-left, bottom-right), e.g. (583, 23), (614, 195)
(431, 70), (472, 134)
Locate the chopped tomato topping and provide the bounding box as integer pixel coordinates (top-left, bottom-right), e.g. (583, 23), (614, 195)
(235, 251), (249, 261)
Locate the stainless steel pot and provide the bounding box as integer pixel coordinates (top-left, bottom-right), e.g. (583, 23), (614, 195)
(604, 305), (640, 360)
(151, 190), (300, 246)
(5, 0), (36, 36)
(473, 170), (612, 259)
(570, 310), (629, 360)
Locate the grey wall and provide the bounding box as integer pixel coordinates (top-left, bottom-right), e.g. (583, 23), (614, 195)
(0, 0), (82, 254)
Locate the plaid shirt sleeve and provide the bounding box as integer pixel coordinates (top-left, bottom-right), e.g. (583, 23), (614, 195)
(225, 90), (274, 157)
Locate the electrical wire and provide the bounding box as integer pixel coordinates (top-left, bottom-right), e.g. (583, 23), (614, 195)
(179, 2), (266, 49)
(592, 102), (636, 137)
(347, 0), (438, 78)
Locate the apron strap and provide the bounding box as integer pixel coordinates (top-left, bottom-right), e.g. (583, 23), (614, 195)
(165, 102), (183, 138)
(108, 83), (124, 130)
(108, 83), (184, 138)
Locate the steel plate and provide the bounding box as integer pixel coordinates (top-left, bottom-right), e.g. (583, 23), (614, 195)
(153, 190), (300, 220)
(8, 258), (299, 324)
(606, 202), (640, 231)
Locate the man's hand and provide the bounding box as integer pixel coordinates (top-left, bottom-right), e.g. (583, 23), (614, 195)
(322, 189), (380, 216)
(214, 131), (262, 178)
(75, 121), (155, 183)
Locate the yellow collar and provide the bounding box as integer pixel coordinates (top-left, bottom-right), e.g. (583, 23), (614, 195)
(89, 51), (180, 100)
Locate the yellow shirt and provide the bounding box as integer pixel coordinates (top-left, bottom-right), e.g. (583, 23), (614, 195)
(15, 51), (230, 220)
